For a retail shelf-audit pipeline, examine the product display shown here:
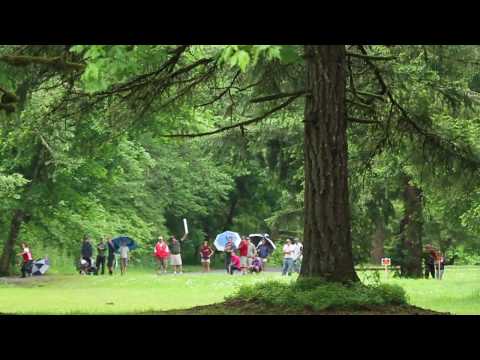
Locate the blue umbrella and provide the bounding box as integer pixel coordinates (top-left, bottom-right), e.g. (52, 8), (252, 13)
(214, 231), (241, 251)
(112, 236), (137, 251)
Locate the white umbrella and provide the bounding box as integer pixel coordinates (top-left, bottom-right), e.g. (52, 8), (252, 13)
(214, 231), (241, 251)
(31, 258), (50, 276)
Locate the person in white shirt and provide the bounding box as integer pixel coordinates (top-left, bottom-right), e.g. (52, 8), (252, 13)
(292, 239), (303, 273)
(119, 241), (129, 276)
(282, 238), (296, 276)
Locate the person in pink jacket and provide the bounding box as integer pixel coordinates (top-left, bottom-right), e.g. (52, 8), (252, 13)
(154, 237), (170, 274)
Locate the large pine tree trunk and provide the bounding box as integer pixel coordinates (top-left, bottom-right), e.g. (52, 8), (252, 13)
(0, 210), (25, 276)
(300, 45), (358, 282)
(370, 218), (385, 264)
(399, 176), (423, 277)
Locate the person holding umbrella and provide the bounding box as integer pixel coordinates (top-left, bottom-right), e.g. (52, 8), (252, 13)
(213, 231), (241, 273)
(257, 238), (272, 271)
(224, 239), (236, 274)
(119, 240), (129, 275)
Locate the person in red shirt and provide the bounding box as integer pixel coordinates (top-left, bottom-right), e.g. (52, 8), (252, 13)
(154, 237), (170, 274)
(238, 237), (249, 275)
(17, 243), (33, 278)
(200, 241), (214, 273)
(229, 252), (241, 275)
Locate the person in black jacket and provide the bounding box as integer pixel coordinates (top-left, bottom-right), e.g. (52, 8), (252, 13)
(95, 238), (107, 275)
(107, 236), (116, 275)
(81, 235), (93, 268)
(424, 244), (436, 279)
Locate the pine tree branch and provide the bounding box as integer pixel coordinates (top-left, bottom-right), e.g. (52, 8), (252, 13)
(357, 45), (480, 168)
(346, 52), (396, 61)
(347, 117), (381, 124)
(0, 55), (85, 72)
(158, 92), (303, 138)
(196, 70), (241, 107)
(249, 90), (308, 104)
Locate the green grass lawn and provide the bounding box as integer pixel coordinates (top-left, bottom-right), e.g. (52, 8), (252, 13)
(1, 265), (479, 315)
(375, 265), (480, 315)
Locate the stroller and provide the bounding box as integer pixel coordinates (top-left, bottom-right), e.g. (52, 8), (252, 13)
(78, 258), (97, 275)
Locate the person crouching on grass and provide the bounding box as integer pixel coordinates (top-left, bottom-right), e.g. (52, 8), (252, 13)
(169, 234), (187, 275)
(249, 256), (262, 274)
(229, 251), (242, 275)
(17, 243), (33, 278)
(200, 241), (214, 272)
(119, 240), (129, 276)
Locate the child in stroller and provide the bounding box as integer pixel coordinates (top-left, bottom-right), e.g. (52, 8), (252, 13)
(78, 258), (97, 275)
(249, 256), (263, 274)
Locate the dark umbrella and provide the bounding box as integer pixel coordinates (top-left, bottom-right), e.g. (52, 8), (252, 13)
(249, 233), (276, 251)
(112, 236), (137, 251)
(249, 234), (265, 247)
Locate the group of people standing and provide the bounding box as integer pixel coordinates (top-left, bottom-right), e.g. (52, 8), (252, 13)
(81, 236), (119, 275)
(153, 234), (187, 274)
(77, 233), (304, 277)
(281, 238), (303, 276)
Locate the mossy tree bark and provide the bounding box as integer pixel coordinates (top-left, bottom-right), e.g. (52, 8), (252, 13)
(300, 45), (359, 283)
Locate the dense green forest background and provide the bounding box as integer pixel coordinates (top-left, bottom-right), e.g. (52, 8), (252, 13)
(2, 45), (480, 275)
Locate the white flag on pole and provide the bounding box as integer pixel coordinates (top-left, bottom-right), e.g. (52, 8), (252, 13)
(183, 218), (189, 234)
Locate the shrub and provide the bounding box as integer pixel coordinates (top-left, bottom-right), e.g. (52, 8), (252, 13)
(227, 279), (408, 312)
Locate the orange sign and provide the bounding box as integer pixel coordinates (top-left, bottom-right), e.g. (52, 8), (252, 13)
(381, 258), (391, 266)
